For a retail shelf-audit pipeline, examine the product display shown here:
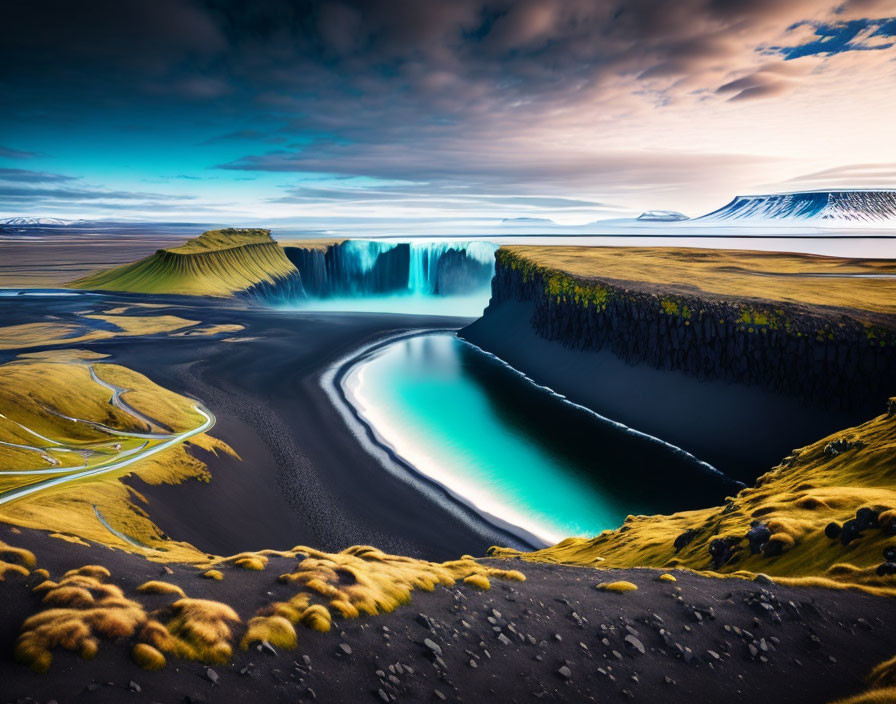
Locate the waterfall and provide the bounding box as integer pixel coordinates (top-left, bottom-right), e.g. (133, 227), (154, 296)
(281, 240), (497, 300)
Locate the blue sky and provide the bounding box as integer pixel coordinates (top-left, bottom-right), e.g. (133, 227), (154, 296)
(2, 0), (896, 230)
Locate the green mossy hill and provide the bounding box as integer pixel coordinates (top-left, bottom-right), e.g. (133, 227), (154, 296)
(491, 398), (896, 594)
(71, 228), (298, 297)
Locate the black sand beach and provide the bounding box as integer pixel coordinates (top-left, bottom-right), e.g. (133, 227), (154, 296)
(0, 291), (524, 561)
(2, 523), (894, 704)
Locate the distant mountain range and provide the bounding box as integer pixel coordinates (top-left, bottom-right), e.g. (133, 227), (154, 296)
(4, 189), (896, 234)
(636, 210), (688, 222)
(0, 217), (87, 226)
(695, 190), (896, 224)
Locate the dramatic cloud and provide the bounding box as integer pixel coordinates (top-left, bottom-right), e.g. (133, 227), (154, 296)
(1, 0), (895, 223)
(0, 169), (77, 184)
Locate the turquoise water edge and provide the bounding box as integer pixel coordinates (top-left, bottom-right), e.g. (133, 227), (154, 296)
(343, 332), (736, 544)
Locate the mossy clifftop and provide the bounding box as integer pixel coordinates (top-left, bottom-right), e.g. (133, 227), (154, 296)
(71, 228), (300, 297)
(488, 247), (896, 408)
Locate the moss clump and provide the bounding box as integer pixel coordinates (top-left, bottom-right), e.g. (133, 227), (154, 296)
(137, 581), (186, 597)
(596, 581), (638, 593)
(660, 298), (692, 319)
(0, 542), (37, 570)
(658, 573), (677, 582)
(463, 574), (491, 590)
(241, 615), (297, 650)
(132, 643), (166, 671)
(300, 604), (332, 633)
(220, 552), (268, 571)
(0, 560), (30, 581)
(63, 565), (110, 580)
(147, 598), (240, 664)
(15, 569), (147, 672)
(201, 569), (223, 580)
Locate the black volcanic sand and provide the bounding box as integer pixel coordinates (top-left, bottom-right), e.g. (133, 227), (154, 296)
(462, 300), (869, 482)
(1, 524), (894, 704)
(0, 291), (525, 561)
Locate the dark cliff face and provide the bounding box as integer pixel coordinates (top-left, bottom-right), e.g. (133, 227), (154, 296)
(482, 250), (896, 412)
(282, 242), (494, 298)
(284, 244), (412, 296)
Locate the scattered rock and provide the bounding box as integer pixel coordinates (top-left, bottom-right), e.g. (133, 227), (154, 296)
(423, 638), (442, 657)
(205, 668), (219, 685)
(841, 519), (863, 546)
(674, 529), (697, 553)
(557, 665), (572, 680)
(747, 522), (771, 554)
(623, 635), (645, 655)
(338, 643), (352, 656)
(258, 641), (277, 656)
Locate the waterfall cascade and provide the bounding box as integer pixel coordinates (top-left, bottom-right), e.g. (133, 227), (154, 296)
(283, 240), (497, 299)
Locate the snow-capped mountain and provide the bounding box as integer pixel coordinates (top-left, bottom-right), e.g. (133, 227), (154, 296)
(0, 217), (84, 226)
(696, 190), (896, 224)
(637, 210), (688, 222)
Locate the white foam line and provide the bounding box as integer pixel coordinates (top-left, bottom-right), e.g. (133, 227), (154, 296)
(346, 354), (568, 544)
(323, 329), (739, 549)
(321, 328), (546, 548)
(457, 337), (735, 482)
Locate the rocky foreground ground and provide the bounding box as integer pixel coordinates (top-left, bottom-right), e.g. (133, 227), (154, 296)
(1, 525), (893, 704)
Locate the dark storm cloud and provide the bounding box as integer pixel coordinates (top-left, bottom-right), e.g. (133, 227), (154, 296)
(4, 0), (889, 112)
(1, 0), (894, 214)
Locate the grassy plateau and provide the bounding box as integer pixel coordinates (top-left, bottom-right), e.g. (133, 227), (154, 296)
(71, 228), (298, 297)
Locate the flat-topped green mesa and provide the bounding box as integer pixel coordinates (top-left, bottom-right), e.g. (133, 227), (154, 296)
(70, 228), (298, 297)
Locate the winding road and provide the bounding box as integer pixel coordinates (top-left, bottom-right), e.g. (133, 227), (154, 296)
(0, 364), (215, 505)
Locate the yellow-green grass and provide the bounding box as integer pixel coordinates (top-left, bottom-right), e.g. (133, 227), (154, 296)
(491, 399), (896, 593)
(0, 357), (233, 563)
(596, 580), (638, 593)
(92, 363), (205, 433)
(0, 361), (151, 442)
(16, 349), (110, 362)
(501, 246), (896, 316)
(166, 228), (272, 254)
(0, 315), (198, 351)
(6, 539), (527, 671)
(279, 237), (345, 251)
(71, 228), (298, 297)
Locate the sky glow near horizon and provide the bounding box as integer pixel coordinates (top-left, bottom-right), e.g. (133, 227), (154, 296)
(1, 0), (896, 230)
